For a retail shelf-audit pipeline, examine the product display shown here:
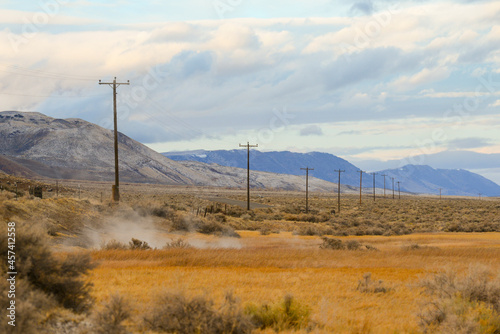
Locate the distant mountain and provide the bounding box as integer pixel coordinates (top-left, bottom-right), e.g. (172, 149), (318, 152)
(378, 165), (500, 197)
(357, 150), (500, 170)
(164, 149), (500, 197)
(164, 150), (363, 185)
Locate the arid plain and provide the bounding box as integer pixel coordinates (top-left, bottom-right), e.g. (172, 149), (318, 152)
(2, 174), (500, 333)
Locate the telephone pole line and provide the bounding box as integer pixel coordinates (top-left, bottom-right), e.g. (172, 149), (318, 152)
(391, 177), (395, 199)
(334, 169), (345, 214)
(358, 170), (365, 205)
(239, 142), (258, 210)
(99, 77), (129, 202)
(381, 174), (387, 198)
(301, 167), (314, 213)
(397, 181), (401, 199)
(371, 172), (377, 201)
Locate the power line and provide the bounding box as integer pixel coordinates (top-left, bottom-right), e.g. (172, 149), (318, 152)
(391, 177), (395, 199)
(334, 169), (345, 214)
(0, 91), (106, 98)
(372, 172), (377, 202)
(381, 174), (387, 198)
(239, 142), (258, 211)
(0, 64), (99, 81)
(301, 167), (314, 213)
(358, 170), (365, 205)
(99, 77), (130, 202)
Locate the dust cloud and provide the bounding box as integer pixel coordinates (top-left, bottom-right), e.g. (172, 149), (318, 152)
(79, 208), (242, 250)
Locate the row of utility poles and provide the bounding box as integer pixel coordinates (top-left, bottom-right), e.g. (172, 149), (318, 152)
(99, 76), (403, 209)
(219, 140), (408, 213)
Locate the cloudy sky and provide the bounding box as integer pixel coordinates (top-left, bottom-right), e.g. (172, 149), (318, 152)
(1, 0), (500, 177)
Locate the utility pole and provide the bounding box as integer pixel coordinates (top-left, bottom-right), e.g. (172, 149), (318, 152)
(381, 174), (387, 198)
(439, 188), (442, 200)
(358, 170), (365, 205)
(391, 177), (395, 199)
(372, 172), (377, 201)
(99, 77), (130, 202)
(301, 167), (314, 213)
(397, 181), (401, 199)
(334, 169), (345, 214)
(239, 142), (258, 210)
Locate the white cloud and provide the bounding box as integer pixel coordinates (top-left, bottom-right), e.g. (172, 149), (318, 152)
(490, 100), (500, 108)
(1, 1), (500, 159)
(299, 125), (323, 136)
(390, 67), (451, 92)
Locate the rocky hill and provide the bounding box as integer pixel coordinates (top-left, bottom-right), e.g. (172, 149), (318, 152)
(0, 111), (345, 192)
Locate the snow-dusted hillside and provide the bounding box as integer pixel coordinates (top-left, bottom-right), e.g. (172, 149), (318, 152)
(0, 111), (348, 192)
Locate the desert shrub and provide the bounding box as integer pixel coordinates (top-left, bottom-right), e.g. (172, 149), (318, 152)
(0, 220), (96, 332)
(320, 237), (378, 251)
(0, 279), (56, 334)
(294, 225), (323, 236)
(2, 224), (95, 312)
(164, 238), (192, 249)
(92, 293), (131, 334)
(259, 227), (272, 235)
(419, 266), (500, 333)
(357, 273), (390, 293)
(345, 240), (362, 250)
(320, 237), (345, 250)
(401, 242), (421, 250)
(143, 291), (254, 334)
(128, 238), (151, 250)
(213, 213), (227, 223)
(198, 219), (240, 238)
(245, 294), (311, 331)
(101, 239), (128, 250)
(133, 203), (175, 219)
(365, 244), (379, 251)
(170, 213), (200, 232)
(240, 213), (252, 221)
(282, 205), (302, 214)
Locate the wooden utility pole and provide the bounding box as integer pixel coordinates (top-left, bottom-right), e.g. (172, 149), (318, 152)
(439, 188), (442, 200)
(301, 167), (314, 213)
(334, 169), (345, 214)
(358, 170), (365, 205)
(99, 77), (130, 202)
(372, 172), (377, 201)
(397, 181), (401, 199)
(381, 174), (387, 198)
(239, 142), (258, 210)
(391, 177), (395, 199)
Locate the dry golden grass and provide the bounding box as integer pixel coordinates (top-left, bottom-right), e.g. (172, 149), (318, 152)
(88, 232), (500, 333)
(2, 174), (500, 333)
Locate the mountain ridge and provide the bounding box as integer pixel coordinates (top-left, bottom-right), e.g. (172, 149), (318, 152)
(164, 149), (500, 197)
(0, 111), (342, 192)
